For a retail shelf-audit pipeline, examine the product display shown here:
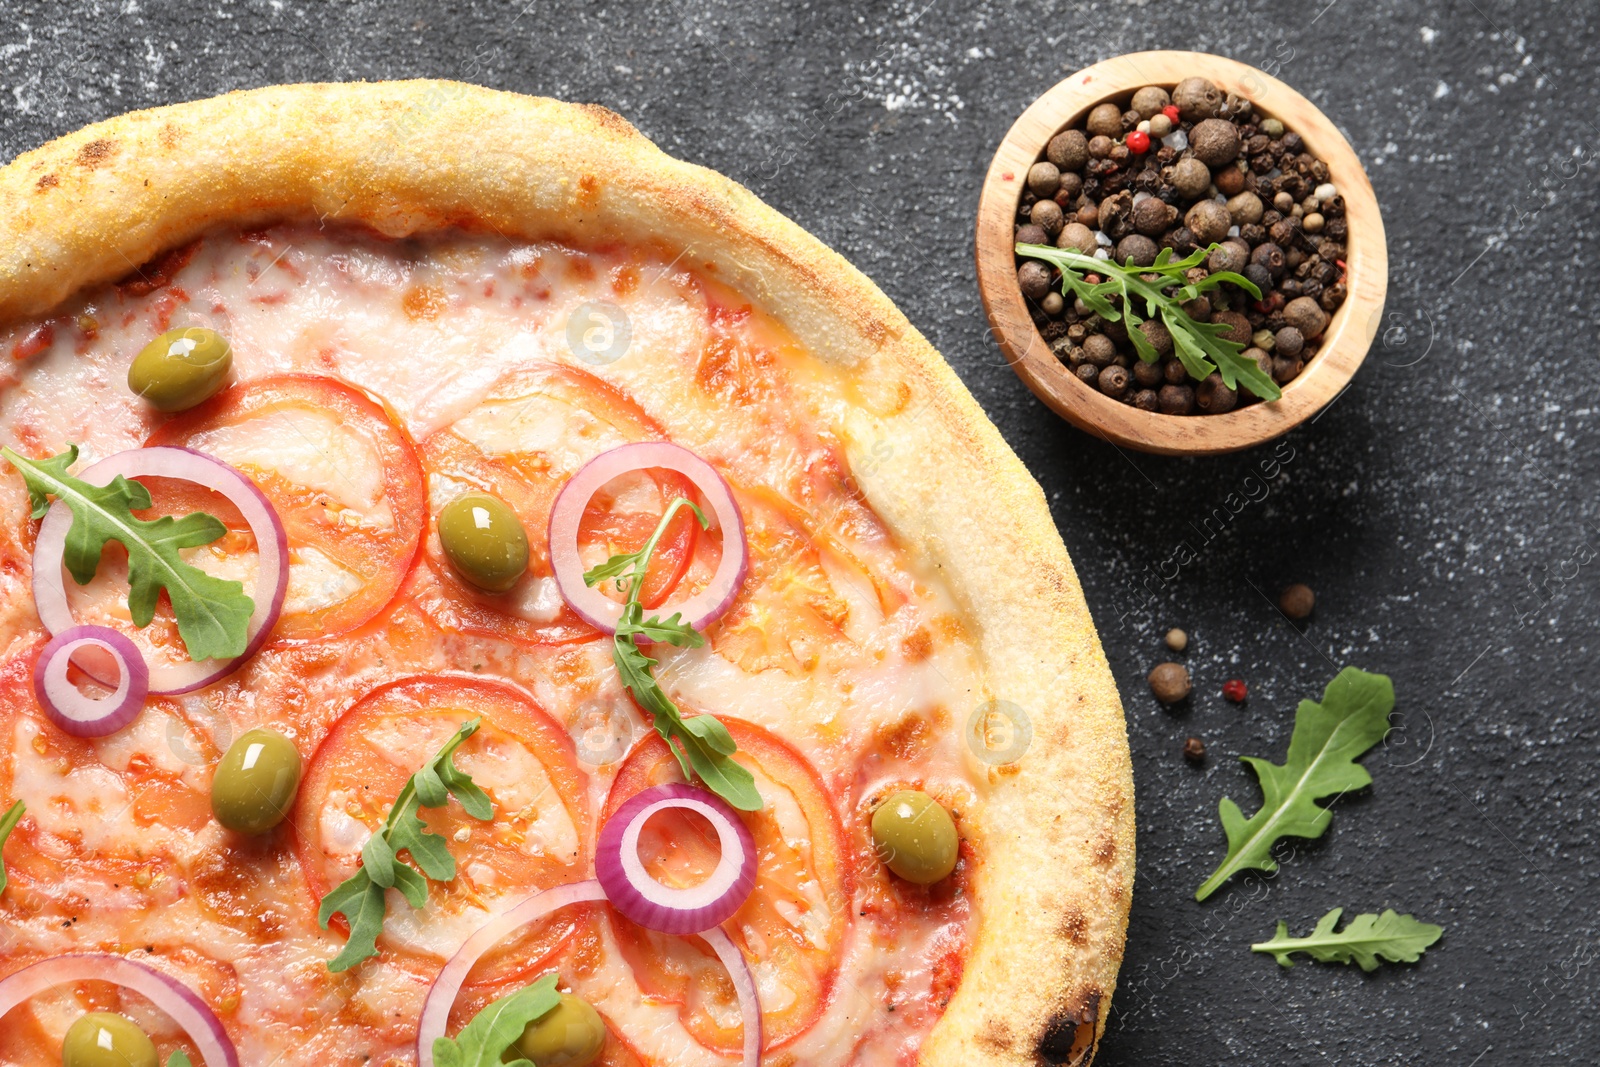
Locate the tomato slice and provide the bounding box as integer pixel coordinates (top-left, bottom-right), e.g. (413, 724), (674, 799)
(293, 675), (591, 986)
(144, 374), (426, 641)
(414, 363), (705, 646)
(602, 719), (849, 1052)
(0, 646), (215, 916)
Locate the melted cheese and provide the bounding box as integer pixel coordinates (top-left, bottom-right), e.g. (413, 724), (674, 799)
(0, 226), (985, 1067)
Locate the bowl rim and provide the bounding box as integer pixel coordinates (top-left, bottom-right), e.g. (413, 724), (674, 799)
(975, 49), (1388, 456)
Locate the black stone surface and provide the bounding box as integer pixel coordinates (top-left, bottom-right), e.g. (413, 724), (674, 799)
(3, 2), (1596, 1064)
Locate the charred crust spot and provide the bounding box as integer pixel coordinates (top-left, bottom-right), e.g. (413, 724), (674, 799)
(35, 173), (59, 191)
(1057, 904), (1089, 945)
(1037, 990), (1102, 1065)
(75, 138), (116, 168)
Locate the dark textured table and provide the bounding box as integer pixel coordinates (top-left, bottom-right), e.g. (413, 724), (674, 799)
(3, 2), (1595, 1063)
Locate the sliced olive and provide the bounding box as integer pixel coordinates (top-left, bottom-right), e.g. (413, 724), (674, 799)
(128, 327), (232, 412)
(871, 789), (959, 885)
(62, 1012), (158, 1067)
(505, 993), (606, 1067)
(211, 728), (302, 834)
(438, 492), (529, 592)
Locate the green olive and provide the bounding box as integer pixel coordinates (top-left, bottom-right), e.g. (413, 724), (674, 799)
(504, 993), (606, 1067)
(871, 790), (959, 885)
(438, 492), (530, 592)
(211, 728), (303, 834)
(62, 1012), (158, 1067)
(128, 327), (233, 412)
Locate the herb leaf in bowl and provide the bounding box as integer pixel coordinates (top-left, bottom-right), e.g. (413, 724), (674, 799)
(1015, 242), (1281, 401)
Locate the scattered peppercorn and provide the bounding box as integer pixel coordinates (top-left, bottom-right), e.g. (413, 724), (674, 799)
(1148, 662), (1192, 704)
(1165, 627), (1188, 652)
(1279, 582), (1315, 620)
(1183, 736), (1207, 763)
(1222, 679), (1248, 704)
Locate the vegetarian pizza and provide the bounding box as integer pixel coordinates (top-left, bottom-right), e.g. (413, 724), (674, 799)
(0, 83), (1132, 1067)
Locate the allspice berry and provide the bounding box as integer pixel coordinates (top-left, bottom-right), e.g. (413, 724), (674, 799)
(1171, 157), (1212, 199)
(1057, 222), (1098, 255)
(1283, 296), (1329, 339)
(1029, 199), (1065, 237)
(1132, 196), (1178, 236)
(1195, 373), (1237, 413)
(1184, 199), (1232, 244)
(1130, 85), (1171, 118)
(1226, 190), (1264, 225)
(1016, 223), (1048, 246)
(1190, 118), (1241, 167)
(1098, 364), (1130, 398)
(1279, 583), (1315, 620)
(1158, 383), (1195, 415)
(1027, 161), (1062, 198)
(1082, 333), (1117, 366)
(1211, 311), (1252, 345)
(1273, 326), (1305, 358)
(1137, 319), (1174, 357)
(1087, 102), (1124, 138)
(1172, 77), (1223, 121)
(1047, 129), (1089, 171)
(1148, 662), (1192, 704)
(1116, 234), (1159, 267)
(1017, 261), (1052, 301)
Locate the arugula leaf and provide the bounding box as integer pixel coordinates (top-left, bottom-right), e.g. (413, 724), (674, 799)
(584, 497), (762, 812)
(1252, 908), (1443, 971)
(432, 973), (561, 1067)
(319, 719), (493, 972)
(167, 1051), (194, 1067)
(1, 445), (254, 662)
(1195, 667), (1394, 901)
(0, 800), (24, 895)
(1014, 242), (1281, 401)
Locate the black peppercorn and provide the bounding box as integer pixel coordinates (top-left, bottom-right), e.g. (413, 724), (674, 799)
(1075, 363), (1099, 384)
(1183, 736), (1207, 762)
(1249, 241), (1286, 279)
(1132, 388), (1159, 411)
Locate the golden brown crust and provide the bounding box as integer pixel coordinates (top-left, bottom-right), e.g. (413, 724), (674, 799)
(0, 81), (1133, 1065)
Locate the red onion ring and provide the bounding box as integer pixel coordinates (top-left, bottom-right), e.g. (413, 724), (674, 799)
(0, 954), (239, 1067)
(549, 442), (747, 635)
(416, 877), (763, 1067)
(596, 783), (757, 935)
(32, 625), (148, 737)
(702, 926), (764, 1067)
(31, 446), (289, 695)
(416, 879), (608, 1067)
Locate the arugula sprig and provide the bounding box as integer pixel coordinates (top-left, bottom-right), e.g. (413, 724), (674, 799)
(0, 800), (24, 895)
(1015, 241), (1281, 401)
(2, 445), (254, 662)
(432, 972), (561, 1067)
(1195, 667), (1394, 901)
(584, 497), (762, 812)
(1252, 908), (1443, 971)
(319, 719), (493, 972)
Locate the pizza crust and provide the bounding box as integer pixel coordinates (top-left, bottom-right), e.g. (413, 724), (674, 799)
(0, 82), (1133, 1066)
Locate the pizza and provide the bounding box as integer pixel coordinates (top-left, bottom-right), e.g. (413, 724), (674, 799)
(0, 83), (1132, 1067)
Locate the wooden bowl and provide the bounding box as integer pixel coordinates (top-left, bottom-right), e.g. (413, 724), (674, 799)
(975, 51), (1387, 455)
